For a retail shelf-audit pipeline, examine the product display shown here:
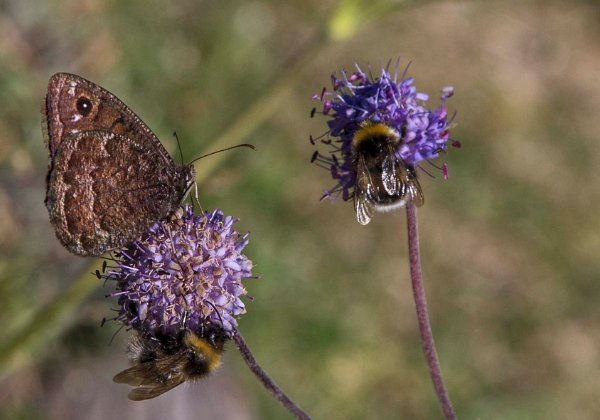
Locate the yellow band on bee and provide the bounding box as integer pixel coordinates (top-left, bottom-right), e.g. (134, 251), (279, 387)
(185, 333), (222, 371)
(352, 122), (399, 146)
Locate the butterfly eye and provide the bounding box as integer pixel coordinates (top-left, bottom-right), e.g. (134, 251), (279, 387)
(76, 96), (93, 117)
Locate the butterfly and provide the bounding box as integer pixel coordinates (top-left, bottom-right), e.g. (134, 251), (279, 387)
(42, 73), (195, 256)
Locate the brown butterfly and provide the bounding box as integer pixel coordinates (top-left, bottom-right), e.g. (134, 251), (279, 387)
(42, 73), (195, 256)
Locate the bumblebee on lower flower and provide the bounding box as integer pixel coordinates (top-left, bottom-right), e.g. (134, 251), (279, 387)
(105, 206), (252, 400)
(113, 324), (228, 400)
(100, 206), (310, 418)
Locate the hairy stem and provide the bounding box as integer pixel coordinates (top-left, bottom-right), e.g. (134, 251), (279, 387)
(406, 203), (456, 419)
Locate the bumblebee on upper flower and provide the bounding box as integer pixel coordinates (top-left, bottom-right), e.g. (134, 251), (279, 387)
(311, 61), (457, 224)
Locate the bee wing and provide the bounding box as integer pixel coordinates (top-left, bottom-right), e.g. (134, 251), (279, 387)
(355, 195), (374, 225)
(398, 165), (424, 207)
(408, 175), (424, 207)
(381, 146), (398, 195)
(113, 364), (159, 386)
(354, 154), (376, 225)
(127, 378), (186, 401)
(114, 353), (188, 400)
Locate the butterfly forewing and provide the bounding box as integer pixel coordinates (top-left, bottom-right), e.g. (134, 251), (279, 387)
(44, 73), (170, 160)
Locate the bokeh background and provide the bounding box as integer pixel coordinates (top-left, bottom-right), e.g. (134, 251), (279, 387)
(1, 0), (599, 419)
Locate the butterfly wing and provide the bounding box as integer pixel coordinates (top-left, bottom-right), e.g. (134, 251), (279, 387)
(46, 130), (192, 256)
(43, 73), (170, 162)
(43, 73), (195, 256)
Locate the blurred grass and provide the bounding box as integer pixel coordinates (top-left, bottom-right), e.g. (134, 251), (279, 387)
(1, 0), (600, 419)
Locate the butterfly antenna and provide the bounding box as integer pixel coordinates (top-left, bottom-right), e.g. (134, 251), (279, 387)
(173, 131), (185, 166)
(188, 143), (256, 165)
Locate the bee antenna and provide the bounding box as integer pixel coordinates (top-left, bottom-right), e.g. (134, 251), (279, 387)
(205, 300), (225, 328)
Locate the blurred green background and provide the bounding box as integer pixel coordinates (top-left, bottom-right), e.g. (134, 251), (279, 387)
(1, 0), (599, 419)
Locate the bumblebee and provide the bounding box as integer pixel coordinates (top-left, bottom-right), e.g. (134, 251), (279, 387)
(113, 325), (227, 401)
(352, 122), (424, 225)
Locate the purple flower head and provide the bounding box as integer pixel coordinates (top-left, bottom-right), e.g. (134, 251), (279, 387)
(107, 205), (253, 338)
(311, 62), (456, 201)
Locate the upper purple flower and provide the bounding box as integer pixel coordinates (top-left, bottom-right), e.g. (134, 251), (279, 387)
(311, 63), (456, 201)
(107, 205), (253, 338)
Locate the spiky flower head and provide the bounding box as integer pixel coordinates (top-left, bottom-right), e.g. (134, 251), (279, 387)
(107, 205), (253, 338)
(311, 62), (457, 201)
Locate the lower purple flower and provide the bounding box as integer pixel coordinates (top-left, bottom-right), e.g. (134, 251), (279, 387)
(107, 205), (253, 338)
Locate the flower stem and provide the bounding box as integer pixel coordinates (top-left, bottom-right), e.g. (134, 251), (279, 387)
(405, 203), (456, 420)
(232, 330), (311, 420)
